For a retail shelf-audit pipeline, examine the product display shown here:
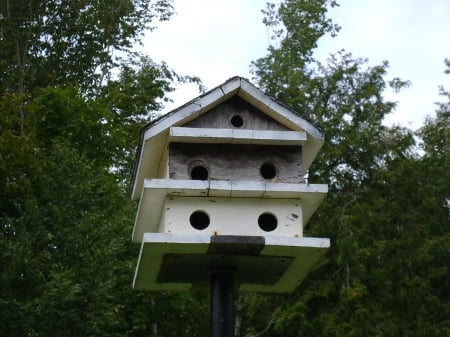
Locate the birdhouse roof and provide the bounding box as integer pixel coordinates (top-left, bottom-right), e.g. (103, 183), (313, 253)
(131, 76), (324, 200)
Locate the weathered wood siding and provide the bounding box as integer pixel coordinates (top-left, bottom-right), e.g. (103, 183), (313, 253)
(169, 143), (303, 183)
(185, 96), (291, 131)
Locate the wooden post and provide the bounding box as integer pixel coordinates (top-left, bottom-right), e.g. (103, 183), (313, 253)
(210, 270), (234, 337)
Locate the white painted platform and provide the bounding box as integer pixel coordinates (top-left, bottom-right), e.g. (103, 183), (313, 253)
(133, 233), (330, 293)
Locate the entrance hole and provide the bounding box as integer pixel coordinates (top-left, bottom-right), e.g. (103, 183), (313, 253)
(190, 165), (209, 180)
(190, 210), (210, 230)
(230, 114), (244, 128)
(258, 212), (278, 232)
(260, 162), (277, 180)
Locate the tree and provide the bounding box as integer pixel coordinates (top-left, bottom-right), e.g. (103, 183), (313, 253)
(0, 89), (129, 336)
(0, 0), (199, 134)
(0, 0), (175, 94)
(238, 1), (450, 336)
(101, 55), (203, 182)
(0, 1), (207, 336)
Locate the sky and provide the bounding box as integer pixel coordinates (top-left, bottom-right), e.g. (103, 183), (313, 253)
(142, 0), (450, 129)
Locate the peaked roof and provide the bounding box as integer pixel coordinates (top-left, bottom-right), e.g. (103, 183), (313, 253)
(130, 76), (324, 199)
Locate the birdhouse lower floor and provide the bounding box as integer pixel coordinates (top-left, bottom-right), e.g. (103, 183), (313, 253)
(159, 196), (303, 237)
(131, 181), (330, 293)
(132, 179), (328, 242)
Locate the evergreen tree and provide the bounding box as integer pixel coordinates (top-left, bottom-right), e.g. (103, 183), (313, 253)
(239, 1), (450, 336)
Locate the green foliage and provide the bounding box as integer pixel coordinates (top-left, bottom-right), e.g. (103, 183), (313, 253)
(0, 92), (131, 336)
(0, 1), (208, 336)
(30, 87), (115, 165)
(1, 88), (209, 336)
(239, 1), (450, 336)
(101, 55), (203, 181)
(0, 0), (175, 93)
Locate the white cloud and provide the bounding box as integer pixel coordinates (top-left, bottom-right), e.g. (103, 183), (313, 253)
(142, 0), (450, 128)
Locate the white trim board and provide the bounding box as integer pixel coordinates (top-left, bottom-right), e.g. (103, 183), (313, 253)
(169, 127), (307, 145)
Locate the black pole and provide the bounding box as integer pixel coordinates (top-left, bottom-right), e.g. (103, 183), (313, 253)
(210, 270), (234, 337)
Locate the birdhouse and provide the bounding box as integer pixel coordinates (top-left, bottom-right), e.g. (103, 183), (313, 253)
(131, 76), (329, 293)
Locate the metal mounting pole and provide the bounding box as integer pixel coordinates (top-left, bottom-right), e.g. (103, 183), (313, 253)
(210, 270), (235, 337)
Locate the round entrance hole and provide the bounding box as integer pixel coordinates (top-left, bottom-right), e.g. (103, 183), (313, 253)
(258, 212), (277, 232)
(260, 162), (277, 180)
(230, 114), (244, 128)
(190, 210), (210, 230)
(190, 165), (209, 180)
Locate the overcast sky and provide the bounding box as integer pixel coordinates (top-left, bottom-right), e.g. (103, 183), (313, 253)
(142, 0), (450, 129)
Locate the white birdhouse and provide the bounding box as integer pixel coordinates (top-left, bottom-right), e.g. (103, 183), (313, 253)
(131, 77), (329, 293)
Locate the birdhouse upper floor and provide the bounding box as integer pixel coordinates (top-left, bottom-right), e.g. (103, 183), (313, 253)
(162, 96), (304, 183)
(168, 142), (302, 183)
(131, 76), (324, 200)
